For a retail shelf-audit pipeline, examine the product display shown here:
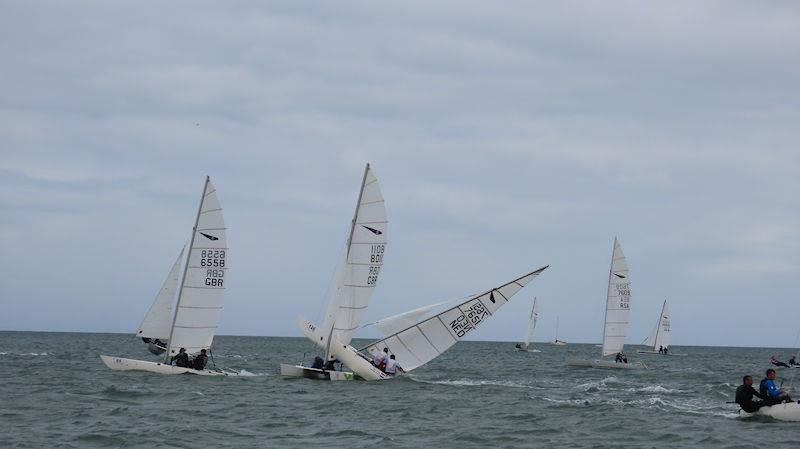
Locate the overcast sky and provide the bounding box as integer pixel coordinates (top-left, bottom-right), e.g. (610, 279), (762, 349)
(2, 1), (798, 348)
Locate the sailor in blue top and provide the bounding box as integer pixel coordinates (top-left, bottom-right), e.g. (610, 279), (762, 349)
(759, 369), (793, 405)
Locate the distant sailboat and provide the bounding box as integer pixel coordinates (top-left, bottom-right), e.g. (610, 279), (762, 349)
(515, 297), (541, 352)
(567, 237), (644, 369)
(552, 316), (567, 345)
(637, 300), (685, 356)
(100, 176), (231, 376)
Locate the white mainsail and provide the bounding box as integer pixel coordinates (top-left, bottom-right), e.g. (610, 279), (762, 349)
(521, 297), (539, 349)
(360, 266), (549, 372)
(645, 300), (670, 351)
(367, 300), (452, 337)
(136, 246), (185, 341)
(318, 164), (388, 357)
(165, 177), (228, 358)
(601, 237), (630, 357)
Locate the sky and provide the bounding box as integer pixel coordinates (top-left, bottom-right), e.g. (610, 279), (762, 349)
(1, 1), (798, 348)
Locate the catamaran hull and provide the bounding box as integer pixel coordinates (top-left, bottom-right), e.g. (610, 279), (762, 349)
(515, 348), (542, 352)
(635, 350), (686, 356)
(100, 355), (226, 376)
(279, 364), (359, 381)
(566, 358), (645, 370)
(739, 402), (800, 421)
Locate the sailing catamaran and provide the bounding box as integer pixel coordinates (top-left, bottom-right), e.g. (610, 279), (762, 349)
(100, 176), (230, 376)
(280, 163), (389, 381)
(567, 237), (644, 369)
(515, 297), (541, 352)
(552, 316), (567, 345)
(637, 300), (683, 356)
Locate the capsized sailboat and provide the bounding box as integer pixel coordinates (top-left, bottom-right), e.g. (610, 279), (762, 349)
(100, 176), (231, 376)
(515, 297), (541, 352)
(740, 402), (800, 421)
(280, 163), (389, 381)
(567, 237), (644, 370)
(552, 316), (567, 345)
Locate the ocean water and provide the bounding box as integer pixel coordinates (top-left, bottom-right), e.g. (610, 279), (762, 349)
(1, 331), (799, 448)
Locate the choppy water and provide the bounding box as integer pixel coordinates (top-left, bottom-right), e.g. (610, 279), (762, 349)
(2, 331), (799, 448)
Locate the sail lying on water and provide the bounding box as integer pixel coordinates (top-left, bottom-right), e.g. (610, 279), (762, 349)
(316, 164), (388, 355)
(602, 237), (630, 357)
(521, 297), (539, 350)
(166, 177), (229, 358)
(137, 246), (185, 342)
(360, 266), (549, 372)
(644, 300), (670, 351)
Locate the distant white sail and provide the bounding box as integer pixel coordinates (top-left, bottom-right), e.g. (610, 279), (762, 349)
(645, 300), (670, 351)
(368, 300), (452, 337)
(361, 266), (549, 372)
(166, 177), (228, 357)
(136, 246), (185, 340)
(602, 237), (630, 357)
(318, 164), (388, 355)
(522, 297), (539, 349)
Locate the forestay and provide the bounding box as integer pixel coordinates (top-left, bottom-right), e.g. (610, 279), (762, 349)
(166, 177), (228, 357)
(645, 300), (670, 351)
(136, 246), (185, 341)
(319, 164), (388, 354)
(602, 237), (630, 357)
(522, 297), (539, 349)
(361, 266), (549, 372)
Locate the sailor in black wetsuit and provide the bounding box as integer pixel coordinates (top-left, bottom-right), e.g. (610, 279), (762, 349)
(736, 375), (767, 413)
(193, 349), (208, 371)
(171, 347), (190, 368)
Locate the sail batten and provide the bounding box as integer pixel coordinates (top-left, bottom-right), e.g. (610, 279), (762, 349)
(361, 266), (548, 372)
(601, 237), (630, 357)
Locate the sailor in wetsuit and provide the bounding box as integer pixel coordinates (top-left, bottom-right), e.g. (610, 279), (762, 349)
(735, 375), (767, 413)
(171, 347), (190, 368)
(760, 369), (794, 405)
(193, 349), (208, 371)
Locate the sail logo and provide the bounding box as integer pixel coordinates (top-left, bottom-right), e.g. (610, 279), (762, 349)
(613, 273), (626, 279)
(362, 225), (383, 235)
(200, 232), (219, 241)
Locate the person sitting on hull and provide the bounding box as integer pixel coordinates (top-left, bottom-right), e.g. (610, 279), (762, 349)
(615, 352), (628, 363)
(760, 369), (793, 405)
(658, 345), (664, 354)
(384, 354), (404, 376)
(663, 347), (668, 355)
(515, 343), (522, 350)
(171, 347), (190, 368)
(373, 347), (388, 372)
(193, 349), (208, 371)
(323, 358), (340, 371)
(790, 356), (799, 366)
(311, 355), (324, 370)
(736, 375), (767, 413)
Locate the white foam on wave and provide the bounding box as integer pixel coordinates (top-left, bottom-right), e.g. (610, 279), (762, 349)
(25, 352), (51, 356)
(575, 376), (619, 391)
(415, 378), (532, 389)
(625, 385), (681, 394)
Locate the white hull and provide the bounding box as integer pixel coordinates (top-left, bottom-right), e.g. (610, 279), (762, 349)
(740, 402), (800, 421)
(566, 358), (646, 370)
(551, 341), (567, 346)
(100, 355), (226, 376)
(636, 350), (687, 356)
(279, 364), (361, 381)
(515, 347), (542, 352)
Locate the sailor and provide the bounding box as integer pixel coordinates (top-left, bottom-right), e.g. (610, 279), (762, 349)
(663, 347), (668, 355)
(193, 349), (208, 371)
(171, 347), (190, 368)
(323, 358), (339, 371)
(615, 352), (623, 363)
(615, 352), (628, 363)
(373, 347), (388, 371)
(770, 355), (790, 368)
(515, 343), (522, 349)
(658, 346), (663, 354)
(791, 356), (798, 366)
(735, 375), (767, 413)
(760, 369), (793, 405)
(311, 355), (324, 369)
(384, 354), (404, 376)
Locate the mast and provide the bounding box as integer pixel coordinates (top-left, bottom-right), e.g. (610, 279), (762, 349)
(600, 237), (616, 358)
(324, 163), (370, 361)
(164, 176), (209, 363)
(652, 299), (667, 351)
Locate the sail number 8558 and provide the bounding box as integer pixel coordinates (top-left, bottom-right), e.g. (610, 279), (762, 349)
(200, 250), (226, 267)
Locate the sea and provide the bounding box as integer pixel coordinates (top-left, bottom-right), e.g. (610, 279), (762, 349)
(1, 331), (799, 448)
